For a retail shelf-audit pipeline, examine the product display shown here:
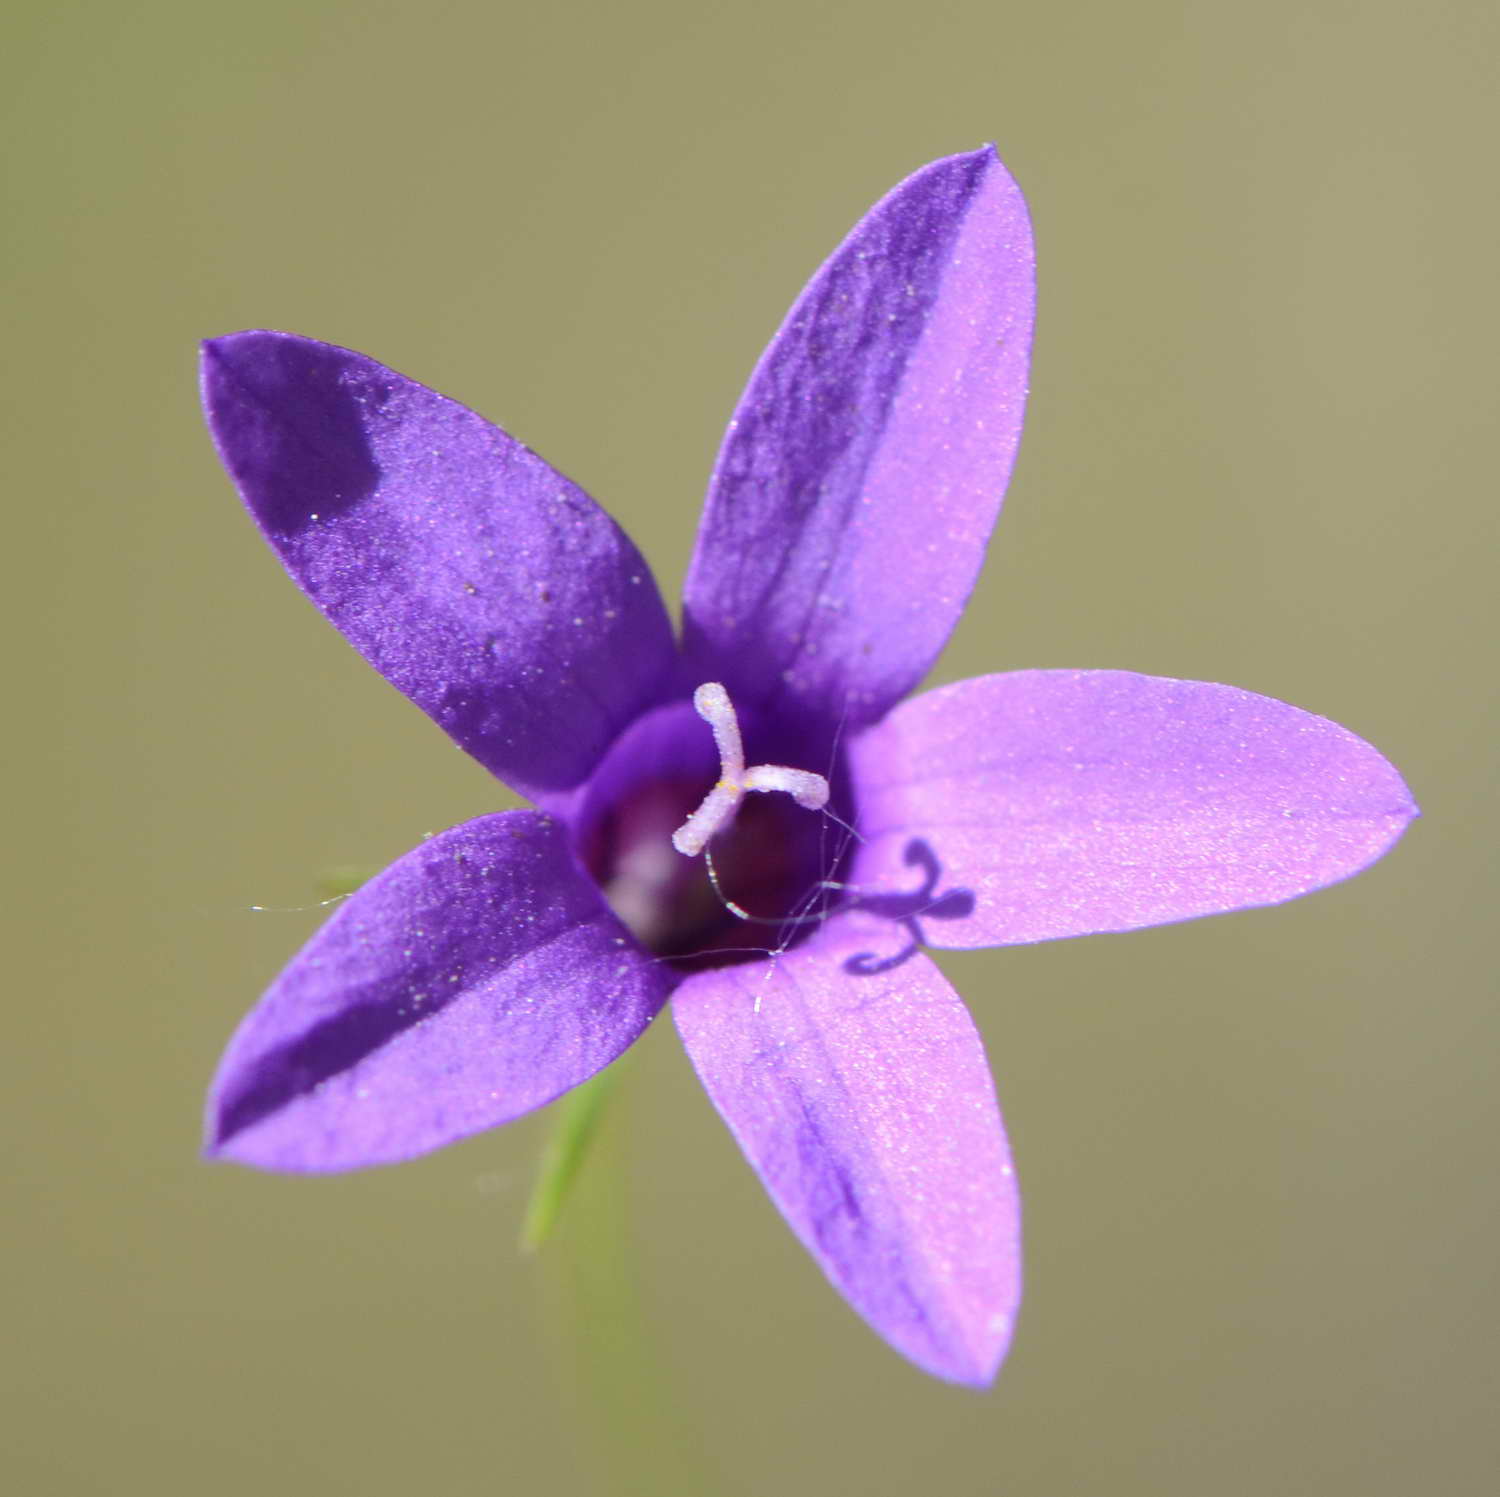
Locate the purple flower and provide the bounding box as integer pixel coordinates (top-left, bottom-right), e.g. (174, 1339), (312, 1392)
(200, 147), (1416, 1386)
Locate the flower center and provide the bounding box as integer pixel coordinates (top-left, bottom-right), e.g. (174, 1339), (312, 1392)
(671, 682), (830, 855)
(573, 684), (846, 966)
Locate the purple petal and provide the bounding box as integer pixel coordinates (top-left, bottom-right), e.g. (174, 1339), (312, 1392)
(206, 811), (671, 1172)
(201, 332), (677, 800)
(674, 923), (1021, 1386)
(849, 670), (1419, 948)
(683, 146), (1034, 734)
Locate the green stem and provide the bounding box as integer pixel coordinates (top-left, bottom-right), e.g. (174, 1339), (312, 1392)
(528, 1068), (732, 1497)
(521, 1066), (620, 1252)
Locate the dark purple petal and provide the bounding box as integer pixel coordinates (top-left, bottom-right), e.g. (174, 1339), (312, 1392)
(201, 332), (677, 800)
(849, 670), (1419, 948)
(206, 812), (671, 1171)
(682, 146), (1034, 736)
(673, 923), (1021, 1386)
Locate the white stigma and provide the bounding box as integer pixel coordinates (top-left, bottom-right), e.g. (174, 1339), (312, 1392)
(671, 683), (830, 857)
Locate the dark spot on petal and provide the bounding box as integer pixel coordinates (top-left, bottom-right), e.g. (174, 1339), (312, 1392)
(203, 334), (383, 535)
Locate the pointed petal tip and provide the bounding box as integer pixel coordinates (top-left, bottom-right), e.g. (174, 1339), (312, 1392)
(199, 1134), (270, 1172)
(197, 332), (232, 391)
(199, 1126), (346, 1175)
(199, 329), (356, 398)
(198, 1116), (364, 1175)
(198, 330), (318, 430)
(200, 1085), (282, 1172)
(942, 1350), (1007, 1391)
(904, 1302), (1016, 1388)
(199, 328), (290, 371)
(900, 1330), (1010, 1389)
(908, 140), (1025, 203)
(202, 327), (299, 348)
(198, 1109), (283, 1172)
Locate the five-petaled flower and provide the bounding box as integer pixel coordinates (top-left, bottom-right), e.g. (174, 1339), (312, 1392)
(200, 147), (1416, 1386)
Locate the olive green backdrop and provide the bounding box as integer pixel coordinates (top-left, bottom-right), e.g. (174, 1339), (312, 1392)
(7, 2), (1495, 1494)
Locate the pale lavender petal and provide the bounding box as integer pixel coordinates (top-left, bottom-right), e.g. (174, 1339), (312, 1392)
(683, 146), (1034, 734)
(674, 923), (1021, 1386)
(201, 332), (677, 800)
(206, 811), (671, 1171)
(849, 670), (1419, 949)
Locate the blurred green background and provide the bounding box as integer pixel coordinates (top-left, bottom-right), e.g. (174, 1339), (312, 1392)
(7, 2), (1495, 1493)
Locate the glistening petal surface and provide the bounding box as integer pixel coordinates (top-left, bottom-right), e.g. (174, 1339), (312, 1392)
(849, 670), (1419, 948)
(201, 332), (677, 800)
(206, 812), (671, 1171)
(673, 924), (1021, 1386)
(682, 146), (1035, 735)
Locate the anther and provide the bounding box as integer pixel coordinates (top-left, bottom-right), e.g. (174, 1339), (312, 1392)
(671, 683), (830, 857)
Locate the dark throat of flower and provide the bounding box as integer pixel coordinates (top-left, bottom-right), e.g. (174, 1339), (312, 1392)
(576, 683), (852, 968)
